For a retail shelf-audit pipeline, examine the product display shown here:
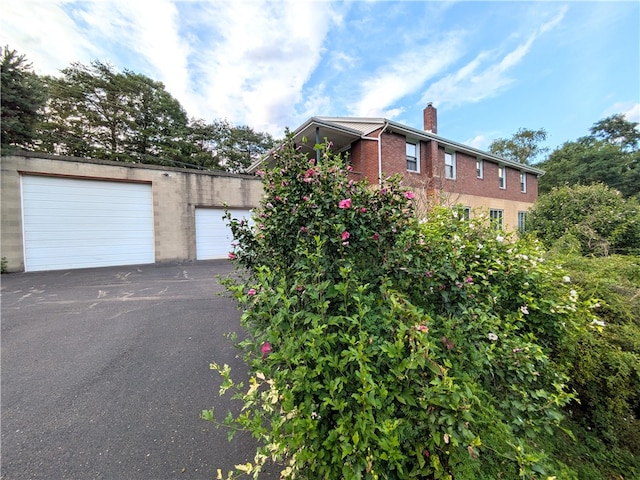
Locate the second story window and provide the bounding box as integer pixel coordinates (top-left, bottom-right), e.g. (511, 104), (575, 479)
(445, 151), (456, 179)
(476, 159), (484, 178)
(520, 171), (527, 193)
(498, 165), (506, 189)
(406, 141), (418, 172)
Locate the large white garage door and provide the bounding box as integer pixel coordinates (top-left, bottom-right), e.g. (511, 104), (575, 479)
(21, 176), (155, 272)
(195, 208), (253, 260)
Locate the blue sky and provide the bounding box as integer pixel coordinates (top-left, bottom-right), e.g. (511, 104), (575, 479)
(2, 1), (638, 159)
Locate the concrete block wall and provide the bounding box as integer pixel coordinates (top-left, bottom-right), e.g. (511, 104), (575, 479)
(0, 152), (263, 272)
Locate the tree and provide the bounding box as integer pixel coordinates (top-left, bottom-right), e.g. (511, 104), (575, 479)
(590, 113), (640, 152)
(526, 183), (640, 256)
(488, 127), (548, 164)
(38, 61), (191, 163)
(538, 115), (639, 199)
(1, 46), (47, 151)
(209, 119), (275, 172)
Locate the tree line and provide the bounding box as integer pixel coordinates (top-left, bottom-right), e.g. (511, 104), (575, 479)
(1, 46), (276, 172)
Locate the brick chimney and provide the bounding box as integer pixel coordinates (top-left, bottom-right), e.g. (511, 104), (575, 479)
(423, 102), (437, 134)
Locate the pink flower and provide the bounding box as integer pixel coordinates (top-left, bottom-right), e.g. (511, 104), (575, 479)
(341, 231), (350, 241)
(300, 226), (308, 233)
(416, 324), (429, 332)
(228, 252), (237, 260)
(255, 170), (265, 177)
(261, 341), (272, 358)
(303, 177), (312, 183)
(247, 288), (257, 296)
(359, 207), (367, 213)
(372, 233), (380, 241)
(465, 276), (473, 283)
(303, 196), (309, 201)
(347, 165), (353, 171)
(404, 191), (415, 199)
(338, 198), (352, 209)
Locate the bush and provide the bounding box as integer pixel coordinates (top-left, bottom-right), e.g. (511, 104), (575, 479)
(204, 139), (594, 479)
(526, 183), (640, 256)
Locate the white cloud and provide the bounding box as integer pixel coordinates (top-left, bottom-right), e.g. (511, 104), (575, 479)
(351, 35), (463, 118)
(603, 102), (640, 123)
(421, 6), (568, 108)
(464, 134), (492, 151)
(0, 0), (97, 75)
(192, 0), (340, 134)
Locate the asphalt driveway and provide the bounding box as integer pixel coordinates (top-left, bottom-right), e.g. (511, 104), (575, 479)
(1, 261), (276, 479)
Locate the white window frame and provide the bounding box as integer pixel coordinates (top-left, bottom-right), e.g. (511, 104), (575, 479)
(476, 159), (484, 179)
(444, 151), (456, 179)
(498, 165), (506, 189)
(406, 141), (419, 173)
(490, 209), (504, 229)
(462, 206), (471, 220)
(520, 171), (527, 193)
(518, 211), (527, 232)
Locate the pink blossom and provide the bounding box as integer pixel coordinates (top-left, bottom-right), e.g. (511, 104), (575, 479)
(261, 341), (272, 358)
(416, 324), (429, 332)
(404, 191), (416, 199)
(347, 165), (353, 171)
(255, 170), (265, 177)
(303, 177), (312, 183)
(228, 252), (237, 260)
(465, 276), (473, 283)
(300, 226), (308, 233)
(359, 207), (367, 213)
(338, 198), (352, 209)
(372, 233), (380, 241)
(247, 288), (257, 296)
(303, 196), (310, 201)
(341, 231), (351, 241)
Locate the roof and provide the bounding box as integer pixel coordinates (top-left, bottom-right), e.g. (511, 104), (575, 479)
(248, 116), (545, 176)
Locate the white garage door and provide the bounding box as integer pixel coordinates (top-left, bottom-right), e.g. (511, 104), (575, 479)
(21, 175), (155, 272)
(195, 208), (253, 260)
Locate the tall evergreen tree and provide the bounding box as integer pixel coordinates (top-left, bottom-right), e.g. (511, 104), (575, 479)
(1, 46), (47, 151)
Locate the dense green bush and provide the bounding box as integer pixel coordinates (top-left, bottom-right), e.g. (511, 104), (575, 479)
(526, 183), (640, 256)
(204, 139), (597, 479)
(548, 253), (640, 477)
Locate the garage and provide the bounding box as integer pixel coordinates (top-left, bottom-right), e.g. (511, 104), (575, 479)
(195, 208), (253, 260)
(21, 175), (155, 272)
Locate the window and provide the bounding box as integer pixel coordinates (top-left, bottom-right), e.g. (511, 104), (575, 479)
(489, 209), (503, 229)
(462, 206), (471, 220)
(444, 151), (456, 179)
(476, 159), (484, 179)
(406, 141), (418, 172)
(518, 211), (527, 232)
(498, 165), (506, 189)
(520, 171), (527, 193)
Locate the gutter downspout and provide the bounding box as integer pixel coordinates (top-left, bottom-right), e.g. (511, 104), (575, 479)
(315, 126), (321, 164)
(362, 121), (390, 186)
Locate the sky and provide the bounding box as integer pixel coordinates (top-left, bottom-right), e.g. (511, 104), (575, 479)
(2, 0), (639, 159)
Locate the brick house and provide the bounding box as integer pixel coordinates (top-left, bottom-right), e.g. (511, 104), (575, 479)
(252, 104), (544, 231)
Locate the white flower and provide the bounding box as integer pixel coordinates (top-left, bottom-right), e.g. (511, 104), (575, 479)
(563, 276), (571, 283)
(591, 319), (606, 327)
(520, 306), (529, 315)
(487, 333), (498, 341)
(496, 235), (504, 243)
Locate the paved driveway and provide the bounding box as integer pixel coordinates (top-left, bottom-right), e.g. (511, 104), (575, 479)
(1, 261), (276, 479)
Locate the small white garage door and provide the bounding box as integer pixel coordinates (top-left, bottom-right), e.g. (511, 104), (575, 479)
(21, 175), (155, 272)
(195, 208), (253, 260)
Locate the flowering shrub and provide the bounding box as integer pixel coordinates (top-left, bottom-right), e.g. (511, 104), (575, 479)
(204, 138), (593, 479)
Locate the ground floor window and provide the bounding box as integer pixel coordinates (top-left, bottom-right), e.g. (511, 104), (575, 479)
(489, 209), (504, 229)
(518, 211), (527, 232)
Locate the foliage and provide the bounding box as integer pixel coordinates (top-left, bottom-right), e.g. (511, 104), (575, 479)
(204, 139), (593, 479)
(488, 128), (549, 165)
(526, 183), (640, 256)
(555, 254), (640, 451)
(1, 46), (47, 151)
(37, 61), (192, 163)
(538, 115), (639, 199)
(1, 256), (7, 274)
